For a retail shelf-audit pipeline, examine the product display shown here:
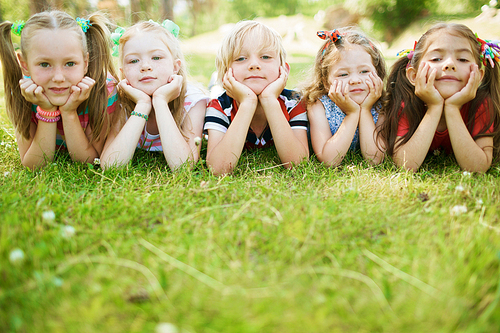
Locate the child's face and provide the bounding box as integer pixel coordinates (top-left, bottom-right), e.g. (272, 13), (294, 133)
(414, 31), (480, 99)
(326, 45), (377, 105)
(230, 35), (281, 95)
(20, 29), (88, 107)
(121, 32), (180, 96)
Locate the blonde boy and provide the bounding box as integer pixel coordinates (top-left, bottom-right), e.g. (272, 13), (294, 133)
(204, 21), (309, 175)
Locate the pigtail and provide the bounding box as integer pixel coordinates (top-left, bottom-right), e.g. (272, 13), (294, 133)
(0, 21), (32, 139)
(82, 12), (119, 144)
(378, 56), (425, 157)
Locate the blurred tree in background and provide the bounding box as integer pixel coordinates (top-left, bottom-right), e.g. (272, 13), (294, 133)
(0, 0), (486, 42)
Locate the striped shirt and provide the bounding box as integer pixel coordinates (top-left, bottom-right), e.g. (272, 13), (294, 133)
(204, 89), (308, 149)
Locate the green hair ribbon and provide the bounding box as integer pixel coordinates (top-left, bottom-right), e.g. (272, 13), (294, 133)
(161, 19), (180, 38)
(111, 26), (126, 57)
(11, 20), (25, 36)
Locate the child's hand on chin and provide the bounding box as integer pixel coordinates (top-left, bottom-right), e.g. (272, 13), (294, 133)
(223, 68), (257, 104)
(153, 74), (183, 103)
(413, 63), (443, 107)
(328, 80), (360, 115)
(360, 72), (383, 110)
(19, 77), (55, 111)
(118, 78), (151, 105)
(60, 76), (96, 113)
(445, 64), (482, 109)
(259, 65), (288, 101)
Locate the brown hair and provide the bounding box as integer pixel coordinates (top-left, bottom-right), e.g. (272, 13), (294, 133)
(379, 22), (500, 158)
(301, 27), (387, 107)
(0, 10), (118, 142)
(118, 20), (188, 138)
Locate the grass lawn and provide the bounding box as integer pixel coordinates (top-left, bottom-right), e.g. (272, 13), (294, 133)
(1, 25), (500, 333)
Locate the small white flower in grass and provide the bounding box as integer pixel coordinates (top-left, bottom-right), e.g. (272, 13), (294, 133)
(4, 171), (10, 177)
(9, 248), (25, 265)
(463, 171), (471, 176)
(455, 185), (465, 192)
(491, 0), (498, 7)
(194, 136), (202, 146)
(450, 205), (467, 216)
(5, 144), (11, 148)
(42, 210), (55, 223)
(93, 158), (100, 165)
(156, 323), (178, 333)
(60, 225), (76, 239)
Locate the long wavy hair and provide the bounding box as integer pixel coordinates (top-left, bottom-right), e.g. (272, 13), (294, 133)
(378, 23), (500, 158)
(0, 10), (118, 142)
(118, 21), (188, 138)
(301, 27), (386, 107)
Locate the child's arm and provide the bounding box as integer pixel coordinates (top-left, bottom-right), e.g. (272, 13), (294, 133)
(259, 66), (309, 168)
(206, 69), (258, 175)
(308, 80), (360, 167)
(153, 75), (206, 170)
(393, 64), (444, 171)
(16, 78), (61, 169)
(444, 64), (492, 172)
(101, 79), (152, 168)
(358, 73), (385, 165)
(58, 76), (103, 163)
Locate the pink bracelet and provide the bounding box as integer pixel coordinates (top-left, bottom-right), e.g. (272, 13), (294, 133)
(36, 106), (61, 117)
(36, 112), (60, 123)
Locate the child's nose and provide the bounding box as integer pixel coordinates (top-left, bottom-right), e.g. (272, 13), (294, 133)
(442, 58), (456, 71)
(52, 67), (65, 82)
(141, 62), (152, 72)
(248, 57), (261, 70)
(349, 74), (362, 84)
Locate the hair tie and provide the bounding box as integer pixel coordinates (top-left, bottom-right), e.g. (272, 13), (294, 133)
(76, 17), (92, 33)
(476, 34), (500, 68)
(11, 20), (25, 36)
(161, 19), (180, 38)
(317, 30), (341, 58)
(111, 26), (125, 57)
(397, 41), (417, 68)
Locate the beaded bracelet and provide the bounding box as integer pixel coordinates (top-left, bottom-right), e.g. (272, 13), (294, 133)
(131, 111), (148, 121)
(37, 106), (61, 118)
(36, 112), (60, 123)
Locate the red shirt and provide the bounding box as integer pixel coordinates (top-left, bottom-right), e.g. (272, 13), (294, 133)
(396, 99), (494, 154)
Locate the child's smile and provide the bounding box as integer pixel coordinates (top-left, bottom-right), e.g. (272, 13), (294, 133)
(327, 45), (376, 105)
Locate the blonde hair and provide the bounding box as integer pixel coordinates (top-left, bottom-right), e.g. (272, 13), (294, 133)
(0, 11), (118, 142)
(215, 20), (286, 83)
(301, 27), (386, 107)
(118, 21), (188, 138)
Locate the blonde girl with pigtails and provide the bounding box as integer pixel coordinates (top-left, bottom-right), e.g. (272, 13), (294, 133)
(379, 23), (500, 172)
(100, 20), (208, 170)
(0, 11), (119, 170)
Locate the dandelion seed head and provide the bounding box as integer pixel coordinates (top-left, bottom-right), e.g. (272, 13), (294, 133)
(9, 248), (25, 265)
(156, 323), (178, 333)
(455, 185), (465, 192)
(450, 205), (467, 216)
(42, 210), (55, 222)
(194, 137), (202, 146)
(60, 225), (76, 239)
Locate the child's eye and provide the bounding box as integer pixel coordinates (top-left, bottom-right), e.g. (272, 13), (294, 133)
(65, 62), (75, 67)
(40, 62), (50, 68)
(360, 70), (370, 74)
(261, 55), (271, 60)
(234, 56), (246, 62)
(129, 59), (139, 64)
(458, 58), (469, 62)
(337, 73), (348, 77)
(430, 58), (441, 62)
(152, 56), (161, 60)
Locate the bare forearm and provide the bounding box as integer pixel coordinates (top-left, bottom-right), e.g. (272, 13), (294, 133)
(358, 109), (383, 165)
(62, 112), (99, 164)
(393, 106), (442, 171)
(445, 106), (492, 172)
(101, 103), (151, 168)
(19, 124), (57, 169)
(316, 113), (359, 167)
